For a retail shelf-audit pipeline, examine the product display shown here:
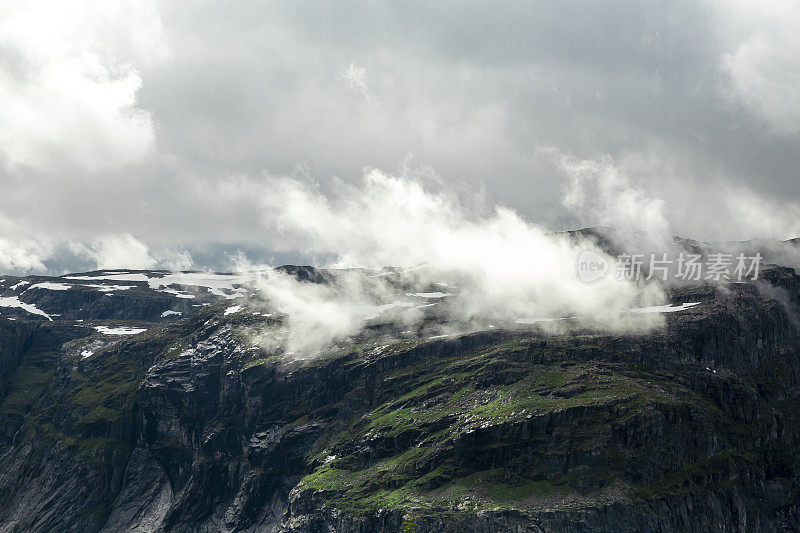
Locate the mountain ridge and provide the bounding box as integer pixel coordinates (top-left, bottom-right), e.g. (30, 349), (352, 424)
(0, 260), (799, 531)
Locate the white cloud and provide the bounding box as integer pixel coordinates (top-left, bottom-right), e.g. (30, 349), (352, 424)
(0, 0), (166, 171)
(74, 234), (157, 270)
(0, 1), (798, 278)
(555, 150), (671, 245)
(0, 237), (49, 273)
(248, 267), (411, 356)
(0, 214), (52, 273)
(719, 1), (800, 134)
(156, 248), (194, 271)
(723, 185), (800, 240)
(234, 170), (666, 333)
(67, 235), (195, 271)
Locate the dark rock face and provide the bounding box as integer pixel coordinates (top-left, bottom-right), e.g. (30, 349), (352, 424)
(0, 319), (34, 397)
(1, 267), (800, 531)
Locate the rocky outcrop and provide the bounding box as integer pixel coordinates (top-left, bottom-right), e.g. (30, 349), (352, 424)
(0, 319), (34, 398)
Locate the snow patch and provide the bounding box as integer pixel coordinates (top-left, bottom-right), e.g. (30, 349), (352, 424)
(82, 283), (135, 293)
(514, 317), (558, 325)
(66, 273), (150, 283)
(206, 286), (247, 299)
(161, 310), (182, 317)
(157, 287), (195, 299)
(224, 305), (242, 316)
(629, 302), (701, 314)
(0, 297), (52, 320)
(10, 281), (29, 291)
(406, 292), (453, 299)
(26, 282), (72, 291)
(71, 272), (250, 294)
(81, 350), (94, 358)
(93, 326), (147, 335)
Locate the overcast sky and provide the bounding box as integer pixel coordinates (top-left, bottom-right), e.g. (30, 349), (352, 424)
(1, 1), (799, 274)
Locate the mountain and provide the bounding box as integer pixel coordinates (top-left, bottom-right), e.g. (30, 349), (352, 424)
(1, 262), (800, 531)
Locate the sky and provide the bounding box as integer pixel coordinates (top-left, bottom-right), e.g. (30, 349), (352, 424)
(1, 0), (799, 275)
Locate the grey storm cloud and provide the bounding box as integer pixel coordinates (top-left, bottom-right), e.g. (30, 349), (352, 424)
(0, 0), (799, 274)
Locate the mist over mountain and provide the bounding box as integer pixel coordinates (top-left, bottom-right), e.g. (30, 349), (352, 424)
(3, 1), (800, 532)
(0, 233), (799, 531)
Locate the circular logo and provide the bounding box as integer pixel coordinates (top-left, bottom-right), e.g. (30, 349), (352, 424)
(577, 250), (608, 283)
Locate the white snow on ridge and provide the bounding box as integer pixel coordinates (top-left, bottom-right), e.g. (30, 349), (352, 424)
(10, 281), (29, 291)
(206, 286), (247, 299)
(0, 297), (52, 320)
(512, 302), (702, 324)
(224, 305), (242, 316)
(82, 284), (135, 293)
(93, 326), (147, 335)
(158, 287), (196, 299)
(515, 317), (559, 325)
(66, 273), (151, 283)
(153, 272), (250, 288)
(406, 292), (454, 299)
(66, 272), (251, 299)
(630, 302), (701, 314)
(161, 310), (182, 317)
(25, 282), (72, 291)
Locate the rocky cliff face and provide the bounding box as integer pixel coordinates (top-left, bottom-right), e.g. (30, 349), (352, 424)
(0, 266), (800, 531)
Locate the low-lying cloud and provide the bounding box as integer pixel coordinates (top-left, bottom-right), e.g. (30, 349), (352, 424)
(225, 170), (670, 357)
